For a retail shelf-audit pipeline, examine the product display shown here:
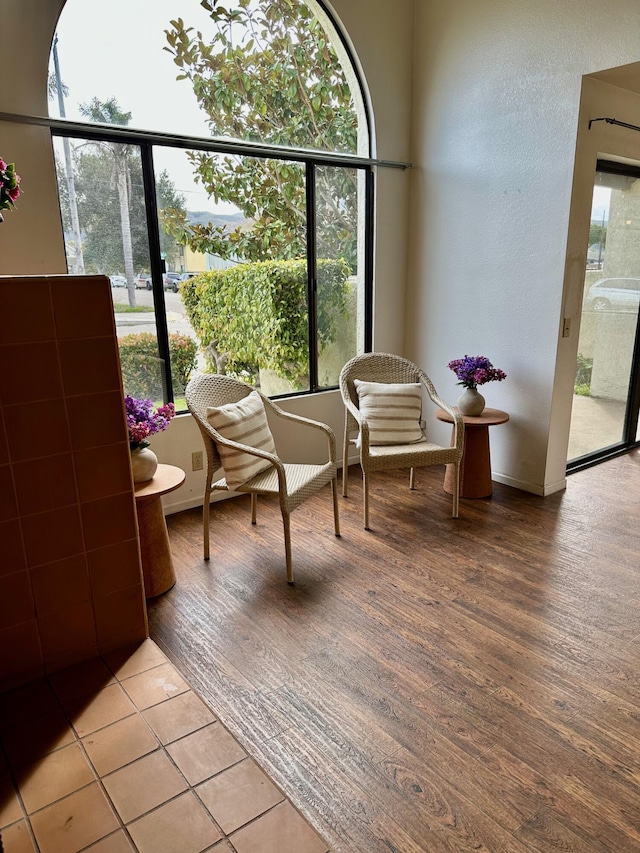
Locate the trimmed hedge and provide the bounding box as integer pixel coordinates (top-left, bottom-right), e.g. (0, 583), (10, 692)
(180, 258), (350, 387)
(118, 332), (198, 399)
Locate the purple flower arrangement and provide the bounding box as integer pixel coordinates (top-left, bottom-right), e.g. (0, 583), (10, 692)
(0, 157), (21, 220)
(448, 355), (507, 390)
(125, 396), (176, 450)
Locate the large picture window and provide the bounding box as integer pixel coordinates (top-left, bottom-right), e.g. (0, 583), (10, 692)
(50, 0), (372, 409)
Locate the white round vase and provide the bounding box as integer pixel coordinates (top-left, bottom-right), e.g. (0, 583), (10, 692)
(130, 446), (158, 483)
(457, 387), (485, 416)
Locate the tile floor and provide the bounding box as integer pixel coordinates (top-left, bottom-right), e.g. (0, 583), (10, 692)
(0, 640), (330, 853)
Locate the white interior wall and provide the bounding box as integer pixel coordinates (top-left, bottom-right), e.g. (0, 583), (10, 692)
(329, 0), (415, 356)
(408, 0), (640, 495)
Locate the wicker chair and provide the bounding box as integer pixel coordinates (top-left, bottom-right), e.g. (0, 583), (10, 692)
(339, 352), (464, 528)
(186, 373), (340, 583)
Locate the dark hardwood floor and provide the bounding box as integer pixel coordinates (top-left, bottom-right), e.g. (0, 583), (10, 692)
(148, 452), (640, 852)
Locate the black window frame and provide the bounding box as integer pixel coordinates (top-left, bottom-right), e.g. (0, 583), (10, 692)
(51, 122), (375, 408)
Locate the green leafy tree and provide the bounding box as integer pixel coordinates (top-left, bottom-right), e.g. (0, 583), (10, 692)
(156, 169), (187, 271)
(78, 97), (139, 305)
(61, 101), (185, 301)
(589, 222), (607, 251)
(164, 0), (358, 266)
(72, 150), (149, 277)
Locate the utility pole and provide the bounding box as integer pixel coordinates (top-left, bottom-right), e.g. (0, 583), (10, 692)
(52, 33), (85, 275)
(598, 208), (605, 269)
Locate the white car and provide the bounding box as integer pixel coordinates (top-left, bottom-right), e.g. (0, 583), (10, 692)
(109, 275), (127, 288)
(588, 277), (640, 312)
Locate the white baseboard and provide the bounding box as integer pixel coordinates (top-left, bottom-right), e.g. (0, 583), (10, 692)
(164, 491), (234, 516)
(163, 460), (567, 515)
(491, 473), (567, 496)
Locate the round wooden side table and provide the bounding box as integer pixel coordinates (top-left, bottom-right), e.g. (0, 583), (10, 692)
(134, 464), (185, 598)
(435, 407), (509, 498)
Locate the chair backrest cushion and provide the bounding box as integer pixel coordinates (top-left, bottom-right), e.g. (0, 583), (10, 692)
(354, 380), (425, 446)
(206, 390), (277, 489)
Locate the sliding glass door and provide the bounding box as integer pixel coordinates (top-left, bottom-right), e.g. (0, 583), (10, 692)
(568, 162), (640, 468)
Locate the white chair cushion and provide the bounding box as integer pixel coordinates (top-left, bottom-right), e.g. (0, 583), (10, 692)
(206, 390), (277, 489)
(354, 380), (425, 446)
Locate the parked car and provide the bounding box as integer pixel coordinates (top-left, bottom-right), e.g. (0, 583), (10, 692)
(109, 275), (126, 288)
(179, 272), (199, 281)
(135, 273), (152, 290)
(163, 272), (182, 292)
(587, 277), (640, 312)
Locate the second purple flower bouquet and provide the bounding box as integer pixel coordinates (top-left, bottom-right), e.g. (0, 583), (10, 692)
(448, 355), (507, 390)
(125, 396), (176, 450)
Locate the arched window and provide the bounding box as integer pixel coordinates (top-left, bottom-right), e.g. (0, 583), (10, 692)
(49, 0), (372, 408)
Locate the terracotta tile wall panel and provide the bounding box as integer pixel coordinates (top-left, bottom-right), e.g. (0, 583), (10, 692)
(0, 342), (63, 404)
(30, 555), (92, 618)
(0, 572), (35, 629)
(87, 540), (143, 599)
(66, 391), (128, 450)
(12, 453), (78, 516)
(39, 601), (98, 665)
(21, 505), (84, 568)
(58, 338), (123, 397)
(94, 586), (148, 650)
(0, 276), (147, 689)
(74, 444), (133, 503)
(98, 626), (152, 658)
(0, 621), (42, 688)
(51, 276), (115, 340)
(0, 463), (17, 521)
(0, 280), (55, 345)
(81, 494), (138, 552)
(0, 412), (9, 464)
(0, 519), (27, 577)
(3, 399), (71, 462)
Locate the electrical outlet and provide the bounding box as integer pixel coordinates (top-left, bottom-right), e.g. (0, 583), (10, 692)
(192, 451), (203, 471)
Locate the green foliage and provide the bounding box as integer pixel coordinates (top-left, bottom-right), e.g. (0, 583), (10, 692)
(112, 303), (151, 312)
(156, 169), (187, 269)
(118, 332), (198, 399)
(574, 353), (593, 396)
(181, 258), (350, 386)
(69, 157), (185, 278)
(575, 353), (593, 386)
(589, 222), (607, 250)
(72, 149), (149, 274)
(58, 115), (185, 294)
(574, 384), (592, 397)
(164, 0), (358, 266)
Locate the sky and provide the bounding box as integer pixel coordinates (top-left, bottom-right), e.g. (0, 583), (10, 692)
(50, 0), (238, 214)
(591, 186), (611, 223)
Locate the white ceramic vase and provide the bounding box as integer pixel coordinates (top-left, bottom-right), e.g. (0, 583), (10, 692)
(457, 387), (485, 416)
(130, 446), (158, 483)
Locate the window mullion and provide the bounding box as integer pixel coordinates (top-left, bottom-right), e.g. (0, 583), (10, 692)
(364, 167), (374, 352)
(140, 144), (174, 403)
(306, 161), (319, 392)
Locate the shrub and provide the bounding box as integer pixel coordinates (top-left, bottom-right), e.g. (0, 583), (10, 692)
(180, 258), (350, 388)
(574, 383), (592, 397)
(575, 353), (593, 395)
(118, 332), (198, 399)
